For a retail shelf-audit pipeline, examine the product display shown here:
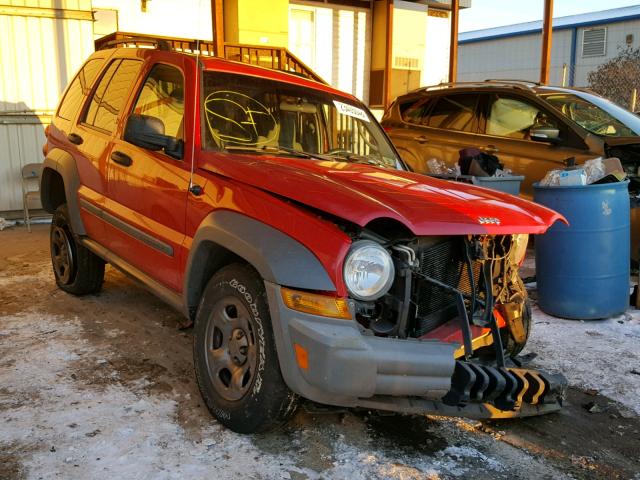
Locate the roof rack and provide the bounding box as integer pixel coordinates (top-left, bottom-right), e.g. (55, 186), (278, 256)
(484, 78), (541, 86)
(417, 79), (539, 94)
(95, 32), (217, 56)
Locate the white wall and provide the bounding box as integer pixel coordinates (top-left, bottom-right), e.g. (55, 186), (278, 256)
(458, 29), (572, 85)
(574, 19), (640, 86)
(459, 19), (640, 87)
(288, 1), (371, 102)
(1, 0), (95, 212)
(92, 0), (213, 40)
(422, 11), (450, 86)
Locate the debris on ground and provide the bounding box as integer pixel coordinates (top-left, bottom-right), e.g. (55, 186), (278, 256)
(0, 217), (16, 230)
(1, 226), (640, 479)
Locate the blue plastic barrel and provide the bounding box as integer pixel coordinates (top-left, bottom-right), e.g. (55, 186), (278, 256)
(533, 180), (630, 319)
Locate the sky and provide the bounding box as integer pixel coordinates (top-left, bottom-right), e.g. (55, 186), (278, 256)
(459, 0), (640, 32)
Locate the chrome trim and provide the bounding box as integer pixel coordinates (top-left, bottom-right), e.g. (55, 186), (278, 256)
(79, 199), (174, 256)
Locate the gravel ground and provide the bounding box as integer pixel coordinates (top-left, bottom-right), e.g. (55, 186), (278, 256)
(1, 224), (639, 480)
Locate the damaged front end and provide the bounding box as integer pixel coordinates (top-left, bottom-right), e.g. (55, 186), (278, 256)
(347, 231), (567, 418)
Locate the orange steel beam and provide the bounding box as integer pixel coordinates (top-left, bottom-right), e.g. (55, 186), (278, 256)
(211, 0), (224, 57)
(449, 0), (459, 83)
(384, 0), (394, 108)
(540, 0), (554, 84)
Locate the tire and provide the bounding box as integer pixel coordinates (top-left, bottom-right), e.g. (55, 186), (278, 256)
(503, 299), (532, 357)
(50, 204), (105, 295)
(193, 263), (298, 433)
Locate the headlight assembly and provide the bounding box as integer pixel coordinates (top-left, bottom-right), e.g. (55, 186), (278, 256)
(343, 240), (395, 301)
(510, 234), (529, 265)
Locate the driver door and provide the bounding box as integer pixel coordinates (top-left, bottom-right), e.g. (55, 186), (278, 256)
(105, 60), (190, 291)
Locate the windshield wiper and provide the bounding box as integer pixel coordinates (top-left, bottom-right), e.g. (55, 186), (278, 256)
(223, 144), (333, 160)
(326, 151), (390, 169)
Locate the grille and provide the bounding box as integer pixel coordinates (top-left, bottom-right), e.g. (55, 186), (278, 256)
(413, 238), (482, 335)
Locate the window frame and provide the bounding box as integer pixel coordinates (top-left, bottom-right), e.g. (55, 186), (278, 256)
(79, 58), (143, 135)
(56, 58), (105, 121)
(477, 91), (580, 145)
(423, 93), (481, 133)
(126, 61), (187, 143)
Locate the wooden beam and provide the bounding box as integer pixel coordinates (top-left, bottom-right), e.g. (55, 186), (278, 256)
(211, 0), (224, 57)
(540, 0), (554, 84)
(383, 0), (394, 108)
(448, 0), (459, 83)
(0, 5), (93, 21)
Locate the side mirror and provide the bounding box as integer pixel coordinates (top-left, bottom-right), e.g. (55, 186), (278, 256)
(124, 114), (183, 160)
(530, 126), (561, 144)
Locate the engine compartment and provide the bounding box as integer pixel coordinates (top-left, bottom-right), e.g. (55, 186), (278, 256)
(351, 232), (528, 362)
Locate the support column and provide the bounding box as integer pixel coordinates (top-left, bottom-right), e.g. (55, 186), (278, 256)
(383, 0), (393, 108)
(448, 0), (459, 83)
(212, 0), (224, 57)
(540, 0), (553, 84)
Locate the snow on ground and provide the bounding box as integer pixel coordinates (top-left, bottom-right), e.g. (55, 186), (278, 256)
(0, 311), (541, 480)
(524, 302), (640, 416)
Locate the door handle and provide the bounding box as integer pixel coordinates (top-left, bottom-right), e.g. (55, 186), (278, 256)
(67, 133), (83, 145)
(482, 145), (499, 154)
(111, 151), (132, 167)
(413, 135), (429, 144)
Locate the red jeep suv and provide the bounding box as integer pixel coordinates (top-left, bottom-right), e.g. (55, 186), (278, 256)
(41, 35), (566, 433)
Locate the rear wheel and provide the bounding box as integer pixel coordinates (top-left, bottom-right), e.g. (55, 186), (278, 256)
(50, 204), (105, 295)
(193, 264), (298, 433)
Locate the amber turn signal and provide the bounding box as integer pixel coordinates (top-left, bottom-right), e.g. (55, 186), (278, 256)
(281, 287), (351, 320)
(294, 343), (309, 370)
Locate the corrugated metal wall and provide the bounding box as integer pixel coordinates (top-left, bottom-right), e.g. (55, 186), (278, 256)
(0, 0), (95, 213)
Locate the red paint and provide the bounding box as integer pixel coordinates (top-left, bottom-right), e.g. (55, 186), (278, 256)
(46, 48), (563, 300)
(419, 310), (507, 344)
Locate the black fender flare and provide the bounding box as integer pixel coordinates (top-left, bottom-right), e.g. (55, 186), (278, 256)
(184, 210), (337, 311)
(41, 148), (86, 235)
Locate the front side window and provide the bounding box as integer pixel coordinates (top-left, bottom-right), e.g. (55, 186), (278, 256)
(202, 72), (402, 169)
(131, 64), (185, 139)
(83, 59), (142, 133)
(486, 95), (558, 139)
(57, 59), (103, 120)
(426, 94), (478, 132)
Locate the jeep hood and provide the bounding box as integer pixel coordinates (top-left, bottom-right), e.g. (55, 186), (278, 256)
(199, 154), (565, 235)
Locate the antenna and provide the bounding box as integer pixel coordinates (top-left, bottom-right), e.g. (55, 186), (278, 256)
(188, 0), (204, 194)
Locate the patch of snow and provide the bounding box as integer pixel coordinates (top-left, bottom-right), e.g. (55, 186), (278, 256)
(0, 309), (563, 479)
(524, 304), (640, 415)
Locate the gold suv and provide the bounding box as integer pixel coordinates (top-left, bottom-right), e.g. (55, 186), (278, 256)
(381, 80), (640, 198)
(381, 80), (640, 259)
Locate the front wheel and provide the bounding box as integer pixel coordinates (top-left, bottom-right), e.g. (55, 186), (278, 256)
(50, 204), (105, 295)
(193, 264), (298, 433)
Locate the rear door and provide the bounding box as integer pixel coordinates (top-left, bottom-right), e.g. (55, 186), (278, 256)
(385, 93), (482, 173)
(476, 92), (593, 199)
(73, 58), (143, 236)
(105, 58), (190, 292)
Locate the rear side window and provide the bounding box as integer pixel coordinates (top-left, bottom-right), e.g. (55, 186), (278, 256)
(426, 94), (478, 132)
(83, 59), (143, 134)
(57, 59), (103, 120)
(400, 98), (432, 125)
(131, 64), (185, 139)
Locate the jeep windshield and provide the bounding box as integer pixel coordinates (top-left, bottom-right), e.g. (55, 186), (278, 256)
(201, 71), (404, 169)
(543, 91), (640, 137)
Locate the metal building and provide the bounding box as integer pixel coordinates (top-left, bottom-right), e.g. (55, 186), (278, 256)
(458, 6), (640, 87)
(0, 0), (94, 215)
